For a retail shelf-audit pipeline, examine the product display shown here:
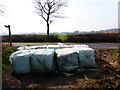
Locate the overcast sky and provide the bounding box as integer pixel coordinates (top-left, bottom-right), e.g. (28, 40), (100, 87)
(0, 0), (119, 34)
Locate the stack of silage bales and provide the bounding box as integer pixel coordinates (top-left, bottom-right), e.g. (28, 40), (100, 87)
(10, 43), (95, 74)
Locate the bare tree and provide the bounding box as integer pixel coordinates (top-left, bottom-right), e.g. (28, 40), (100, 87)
(34, 0), (67, 36)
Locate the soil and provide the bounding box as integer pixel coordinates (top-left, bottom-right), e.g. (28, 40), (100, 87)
(2, 48), (120, 89)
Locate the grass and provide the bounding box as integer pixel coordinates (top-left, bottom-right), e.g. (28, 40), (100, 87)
(58, 34), (68, 41)
(107, 49), (119, 63)
(2, 44), (17, 74)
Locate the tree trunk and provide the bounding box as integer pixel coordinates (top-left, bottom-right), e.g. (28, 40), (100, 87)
(47, 22), (49, 36)
(47, 9), (50, 36)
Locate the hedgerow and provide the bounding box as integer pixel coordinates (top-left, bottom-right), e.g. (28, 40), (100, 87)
(2, 32), (119, 43)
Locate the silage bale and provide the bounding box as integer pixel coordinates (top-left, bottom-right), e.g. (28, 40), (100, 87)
(30, 49), (55, 73)
(55, 48), (79, 72)
(9, 50), (32, 74)
(73, 48), (95, 67)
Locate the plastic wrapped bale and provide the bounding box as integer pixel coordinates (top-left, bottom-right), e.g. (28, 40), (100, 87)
(46, 45), (62, 50)
(17, 46), (29, 50)
(57, 42), (64, 46)
(55, 48), (79, 72)
(30, 49), (55, 73)
(55, 48), (76, 55)
(61, 45), (73, 49)
(73, 48), (95, 67)
(9, 50), (32, 74)
(58, 43), (73, 49)
(17, 45), (46, 50)
(47, 45), (73, 50)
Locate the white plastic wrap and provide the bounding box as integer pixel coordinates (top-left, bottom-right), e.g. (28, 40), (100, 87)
(72, 48), (95, 67)
(55, 49), (79, 72)
(73, 45), (89, 48)
(10, 49), (54, 74)
(30, 49), (54, 73)
(17, 43), (90, 51)
(11, 44), (95, 73)
(46, 45), (62, 50)
(17, 45), (46, 50)
(10, 50), (32, 74)
(56, 47), (95, 69)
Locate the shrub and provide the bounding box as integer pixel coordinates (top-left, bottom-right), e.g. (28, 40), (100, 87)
(2, 44), (17, 73)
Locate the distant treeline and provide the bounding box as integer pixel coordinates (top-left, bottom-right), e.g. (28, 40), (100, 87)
(2, 33), (120, 43)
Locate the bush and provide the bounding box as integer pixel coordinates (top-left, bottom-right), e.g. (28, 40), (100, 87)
(2, 44), (17, 73)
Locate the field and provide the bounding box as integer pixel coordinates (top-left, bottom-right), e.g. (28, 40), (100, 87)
(2, 32), (120, 43)
(2, 44), (120, 89)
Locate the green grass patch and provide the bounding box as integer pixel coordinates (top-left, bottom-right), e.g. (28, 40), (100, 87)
(109, 49), (119, 54)
(58, 34), (68, 41)
(107, 49), (119, 63)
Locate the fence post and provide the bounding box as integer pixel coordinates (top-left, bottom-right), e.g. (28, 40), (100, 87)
(4, 25), (12, 47)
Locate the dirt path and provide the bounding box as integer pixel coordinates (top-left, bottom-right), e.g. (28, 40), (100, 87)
(3, 43), (119, 49)
(2, 48), (120, 89)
